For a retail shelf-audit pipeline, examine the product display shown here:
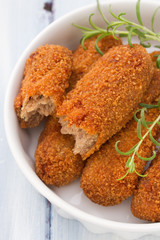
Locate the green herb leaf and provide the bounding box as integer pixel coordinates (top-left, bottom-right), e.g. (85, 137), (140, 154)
(126, 157), (131, 168)
(136, 150), (156, 161)
(134, 169), (148, 178)
(108, 4), (118, 20)
(107, 21), (124, 31)
(117, 169), (130, 181)
(149, 131), (160, 147)
(81, 31), (101, 50)
(74, 0), (160, 55)
(134, 109), (141, 122)
(137, 119), (143, 140)
(157, 121), (160, 126)
(118, 12), (126, 18)
(89, 13), (105, 32)
(95, 33), (109, 55)
(112, 24), (123, 40)
(140, 41), (151, 48)
(136, 0), (143, 26)
(115, 141), (137, 155)
(129, 161), (135, 173)
(154, 45), (160, 48)
(156, 55), (160, 69)
(72, 23), (93, 32)
(128, 27), (135, 47)
(140, 108), (149, 129)
(133, 28), (146, 38)
(152, 6), (160, 32)
(139, 103), (158, 109)
(97, 0), (110, 25)
(158, 96), (160, 110)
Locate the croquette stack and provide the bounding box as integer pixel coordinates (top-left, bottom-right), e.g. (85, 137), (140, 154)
(14, 36), (160, 222)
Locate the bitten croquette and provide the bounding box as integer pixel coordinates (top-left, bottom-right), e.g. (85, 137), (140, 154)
(80, 58), (160, 207)
(35, 115), (84, 187)
(14, 44), (72, 128)
(58, 44), (154, 160)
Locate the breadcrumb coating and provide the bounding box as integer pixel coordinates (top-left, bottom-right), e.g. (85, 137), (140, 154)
(67, 35), (122, 91)
(80, 58), (160, 206)
(14, 44), (72, 128)
(142, 51), (160, 103)
(81, 107), (160, 206)
(142, 68), (160, 104)
(58, 44), (154, 160)
(35, 115), (84, 187)
(131, 152), (160, 222)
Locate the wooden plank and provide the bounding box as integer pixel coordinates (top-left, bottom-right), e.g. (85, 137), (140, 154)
(0, 0), (52, 239)
(50, 1), (160, 240)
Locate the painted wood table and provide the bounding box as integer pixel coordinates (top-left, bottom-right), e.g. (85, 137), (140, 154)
(1, 0), (160, 239)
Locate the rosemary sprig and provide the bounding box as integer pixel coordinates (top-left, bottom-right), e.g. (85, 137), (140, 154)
(115, 99), (160, 180)
(73, 0), (160, 67)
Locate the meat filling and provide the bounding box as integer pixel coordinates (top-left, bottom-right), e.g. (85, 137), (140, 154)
(59, 117), (98, 156)
(20, 95), (54, 122)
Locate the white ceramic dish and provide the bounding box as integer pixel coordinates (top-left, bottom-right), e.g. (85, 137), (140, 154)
(4, 0), (160, 239)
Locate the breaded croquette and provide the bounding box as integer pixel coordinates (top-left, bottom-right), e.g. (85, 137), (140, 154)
(131, 152), (160, 222)
(58, 44), (154, 160)
(81, 58), (160, 206)
(35, 115), (84, 187)
(142, 68), (160, 104)
(68, 35), (122, 91)
(14, 44), (72, 128)
(142, 52), (160, 103)
(81, 107), (160, 206)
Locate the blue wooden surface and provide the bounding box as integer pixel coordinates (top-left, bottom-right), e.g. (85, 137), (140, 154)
(0, 1), (52, 240)
(1, 0), (160, 239)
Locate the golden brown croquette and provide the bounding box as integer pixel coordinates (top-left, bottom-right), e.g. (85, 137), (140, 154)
(14, 44), (72, 128)
(68, 35), (122, 91)
(131, 151), (160, 222)
(142, 68), (160, 104)
(58, 44), (154, 160)
(81, 107), (160, 206)
(35, 115), (84, 187)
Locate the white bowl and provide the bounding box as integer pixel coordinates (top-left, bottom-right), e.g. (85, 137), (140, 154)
(4, 0), (160, 239)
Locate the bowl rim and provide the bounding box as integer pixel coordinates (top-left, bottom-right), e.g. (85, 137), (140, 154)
(4, 0), (160, 233)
